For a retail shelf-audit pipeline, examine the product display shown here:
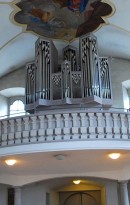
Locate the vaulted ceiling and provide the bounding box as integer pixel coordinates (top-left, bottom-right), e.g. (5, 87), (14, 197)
(0, 0), (130, 77)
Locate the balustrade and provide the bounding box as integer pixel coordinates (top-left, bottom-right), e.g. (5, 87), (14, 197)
(0, 110), (130, 147)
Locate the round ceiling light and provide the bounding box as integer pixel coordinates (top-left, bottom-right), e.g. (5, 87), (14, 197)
(55, 154), (65, 160)
(73, 180), (81, 185)
(108, 153), (121, 160)
(5, 159), (17, 166)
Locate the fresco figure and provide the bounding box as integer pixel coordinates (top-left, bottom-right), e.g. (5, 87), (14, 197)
(68, 0), (89, 14)
(30, 7), (54, 23)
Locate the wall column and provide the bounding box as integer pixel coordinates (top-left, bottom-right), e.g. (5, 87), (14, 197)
(119, 181), (129, 205)
(14, 187), (22, 205)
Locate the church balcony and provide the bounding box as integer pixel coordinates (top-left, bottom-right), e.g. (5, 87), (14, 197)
(0, 107), (130, 156)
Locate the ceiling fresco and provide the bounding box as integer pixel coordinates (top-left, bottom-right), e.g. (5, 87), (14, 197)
(14, 0), (113, 41)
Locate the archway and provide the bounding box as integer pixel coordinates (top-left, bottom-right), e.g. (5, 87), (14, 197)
(63, 192), (99, 205)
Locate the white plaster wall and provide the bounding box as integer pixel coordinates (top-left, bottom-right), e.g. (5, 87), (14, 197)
(105, 181), (119, 205)
(0, 94), (8, 117)
(0, 67), (25, 91)
(110, 58), (130, 108)
(22, 183), (46, 205)
(21, 182), (59, 205)
(122, 85), (129, 110)
(50, 191), (59, 205)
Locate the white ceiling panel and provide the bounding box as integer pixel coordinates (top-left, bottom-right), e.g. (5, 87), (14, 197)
(0, 33), (37, 76)
(0, 4), (22, 48)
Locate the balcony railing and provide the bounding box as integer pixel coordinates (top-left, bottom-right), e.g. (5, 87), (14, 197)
(0, 107), (130, 147)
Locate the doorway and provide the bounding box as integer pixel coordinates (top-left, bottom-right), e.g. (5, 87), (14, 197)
(60, 191), (100, 205)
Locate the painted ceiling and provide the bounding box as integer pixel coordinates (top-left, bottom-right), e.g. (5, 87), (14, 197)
(0, 0), (130, 78)
(14, 0), (113, 41)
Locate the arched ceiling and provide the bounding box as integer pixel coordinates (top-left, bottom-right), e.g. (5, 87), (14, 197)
(0, 149), (130, 186)
(0, 0), (130, 77)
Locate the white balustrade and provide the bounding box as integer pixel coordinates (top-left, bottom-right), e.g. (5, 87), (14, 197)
(63, 114), (71, 140)
(55, 114), (63, 140)
(80, 112), (88, 140)
(0, 111), (130, 147)
(96, 113), (105, 139)
(30, 116), (37, 142)
(71, 113), (80, 140)
(2, 120), (8, 146)
(22, 117), (30, 143)
(120, 114), (128, 139)
(88, 113), (96, 139)
(105, 113), (113, 139)
(113, 113), (120, 139)
(8, 119), (15, 145)
(0, 121), (2, 145)
(127, 115), (130, 138)
(38, 115), (46, 142)
(46, 115), (54, 141)
(15, 118), (22, 144)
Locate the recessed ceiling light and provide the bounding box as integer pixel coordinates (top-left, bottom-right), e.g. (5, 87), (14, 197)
(5, 159), (17, 166)
(73, 180), (81, 185)
(108, 153), (121, 160)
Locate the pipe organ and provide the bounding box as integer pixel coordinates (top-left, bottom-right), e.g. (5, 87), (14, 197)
(80, 34), (101, 99)
(63, 45), (79, 71)
(99, 57), (112, 105)
(35, 38), (58, 101)
(25, 34), (112, 113)
(26, 63), (36, 105)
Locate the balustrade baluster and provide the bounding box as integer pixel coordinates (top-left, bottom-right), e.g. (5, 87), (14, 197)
(15, 118), (22, 144)
(127, 114), (130, 138)
(46, 115), (54, 141)
(38, 115), (46, 142)
(88, 113), (96, 139)
(22, 117), (30, 143)
(112, 113), (120, 139)
(71, 113), (80, 140)
(120, 114), (128, 139)
(55, 114), (63, 141)
(63, 114), (71, 140)
(2, 120), (8, 146)
(30, 116), (38, 142)
(80, 113), (88, 139)
(105, 113), (113, 139)
(0, 121), (2, 146)
(8, 119), (15, 145)
(96, 113), (105, 139)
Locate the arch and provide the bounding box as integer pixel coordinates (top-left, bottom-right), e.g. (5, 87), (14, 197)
(63, 192), (98, 205)
(10, 99), (25, 117)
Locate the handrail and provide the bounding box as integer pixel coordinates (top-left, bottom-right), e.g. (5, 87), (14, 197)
(0, 106), (129, 120)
